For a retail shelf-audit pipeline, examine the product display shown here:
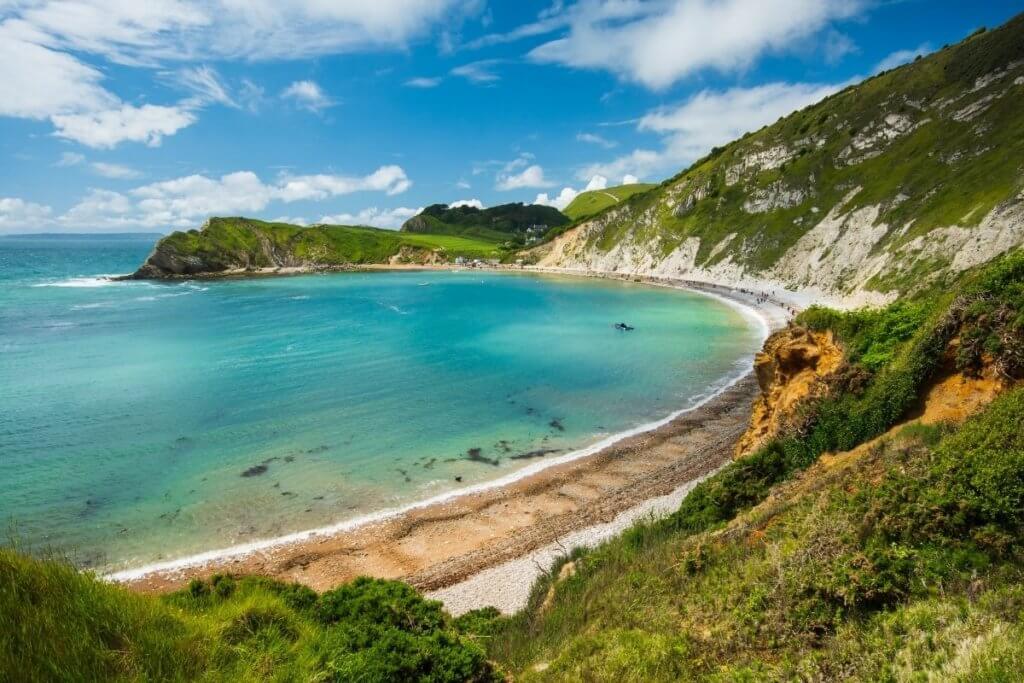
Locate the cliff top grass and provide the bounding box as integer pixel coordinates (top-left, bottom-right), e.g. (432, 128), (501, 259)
(562, 184), (657, 221)
(156, 216), (501, 269)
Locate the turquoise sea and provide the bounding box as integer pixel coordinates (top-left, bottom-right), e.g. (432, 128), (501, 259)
(0, 234), (762, 573)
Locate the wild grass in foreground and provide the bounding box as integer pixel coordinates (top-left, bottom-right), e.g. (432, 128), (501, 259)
(0, 560), (500, 682)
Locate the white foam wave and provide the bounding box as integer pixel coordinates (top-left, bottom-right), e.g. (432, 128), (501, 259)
(32, 274), (131, 288)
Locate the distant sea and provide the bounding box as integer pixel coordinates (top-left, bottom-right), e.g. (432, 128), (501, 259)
(0, 233), (762, 572)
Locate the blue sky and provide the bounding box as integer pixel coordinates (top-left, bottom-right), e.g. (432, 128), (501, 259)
(1, 0), (1021, 233)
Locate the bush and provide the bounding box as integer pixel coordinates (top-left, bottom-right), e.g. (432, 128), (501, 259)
(316, 576), (447, 634)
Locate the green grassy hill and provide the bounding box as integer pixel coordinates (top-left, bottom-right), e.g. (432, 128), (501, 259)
(563, 184), (656, 221)
(529, 15), (1024, 304)
(401, 203), (569, 246)
(131, 217), (500, 277)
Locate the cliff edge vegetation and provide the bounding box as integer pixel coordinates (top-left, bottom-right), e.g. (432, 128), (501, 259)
(130, 217), (503, 278)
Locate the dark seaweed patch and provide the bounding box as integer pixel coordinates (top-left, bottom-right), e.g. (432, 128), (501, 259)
(509, 448), (561, 460)
(466, 447), (499, 466)
(241, 464), (269, 477)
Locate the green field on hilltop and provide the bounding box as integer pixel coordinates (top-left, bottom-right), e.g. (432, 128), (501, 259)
(563, 184), (657, 221)
(150, 217), (500, 273)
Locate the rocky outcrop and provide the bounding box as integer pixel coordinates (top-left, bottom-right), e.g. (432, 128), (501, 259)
(734, 327), (843, 459)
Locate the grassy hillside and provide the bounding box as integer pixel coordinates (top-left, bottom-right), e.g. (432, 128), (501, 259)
(530, 15), (1024, 301)
(563, 184), (656, 221)
(401, 203), (569, 246)
(133, 217), (500, 277)
(467, 249), (1024, 680)
(0, 554), (500, 681)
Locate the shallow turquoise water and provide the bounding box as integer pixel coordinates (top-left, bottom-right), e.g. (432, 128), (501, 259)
(0, 234), (761, 571)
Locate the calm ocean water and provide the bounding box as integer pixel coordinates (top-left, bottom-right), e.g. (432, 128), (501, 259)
(0, 234), (761, 572)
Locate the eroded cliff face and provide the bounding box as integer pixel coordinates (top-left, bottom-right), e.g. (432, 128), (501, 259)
(734, 327), (843, 459)
(525, 22), (1024, 309)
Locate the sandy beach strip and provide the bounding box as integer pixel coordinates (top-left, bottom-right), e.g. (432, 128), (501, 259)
(115, 278), (791, 613)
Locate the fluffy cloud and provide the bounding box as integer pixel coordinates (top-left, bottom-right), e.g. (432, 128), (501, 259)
(276, 166), (411, 200)
(622, 174), (639, 185)
(0, 1), (471, 145)
(448, 199), (484, 209)
(528, 0), (862, 89)
(281, 80), (334, 112)
(496, 164), (551, 191)
(49, 165), (413, 230)
(0, 197), (53, 230)
(582, 81), (843, 180)
(51, 104), (197, 148)
(318, 206), (422, 229)
(533, 187), (579, 210)
(534, 174), (608, 210)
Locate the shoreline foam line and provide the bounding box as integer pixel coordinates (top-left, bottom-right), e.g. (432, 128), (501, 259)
(106, 281), (774, 584)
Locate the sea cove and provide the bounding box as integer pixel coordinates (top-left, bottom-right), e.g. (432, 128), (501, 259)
(0, 234), (761, 574)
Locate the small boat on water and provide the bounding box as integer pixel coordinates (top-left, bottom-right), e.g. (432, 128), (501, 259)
(418, 282), (431, 286)
(614, 322), (635, 331)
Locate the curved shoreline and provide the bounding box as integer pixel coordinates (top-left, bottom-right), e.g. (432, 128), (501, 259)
(110, 274), (790, 596)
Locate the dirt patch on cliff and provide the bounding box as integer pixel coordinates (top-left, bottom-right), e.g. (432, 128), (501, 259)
(734, 326), (843, 459)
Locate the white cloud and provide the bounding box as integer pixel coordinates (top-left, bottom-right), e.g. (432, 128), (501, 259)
(622, 174), (639, 185)
(577, 132), (616, 149)
(874, 43), (932, 74)
(319, 206), (422, 229)
(0, 19), (116, 120)
(8, 0), (472, 62)
(0, 18), (198, 148)
(496, 164), (551, 191)
(451, 59), (502, 84)
(534, 174), (610, 211)
(405, 76), (442, 88)
(448, 198), (483, 209)
(91, 162), (142, 179)
(57, 152), (86, 167)
(455, 179), (471, 189)
(582, 81), (844, 180)
(59, 189), (135, 228)
(281, 80), (334, 112)
(51, 103), (197, 148)
(528, 0), (863, 90)
(53, 165), (414, 229)
(1, 1), (469, 144)
(131, 171), (273, 223)
(174, 65), (239, 108)
(534, 187), (579, 210)
(0, 197), (53, 230)
(275, 165), (411, 201)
